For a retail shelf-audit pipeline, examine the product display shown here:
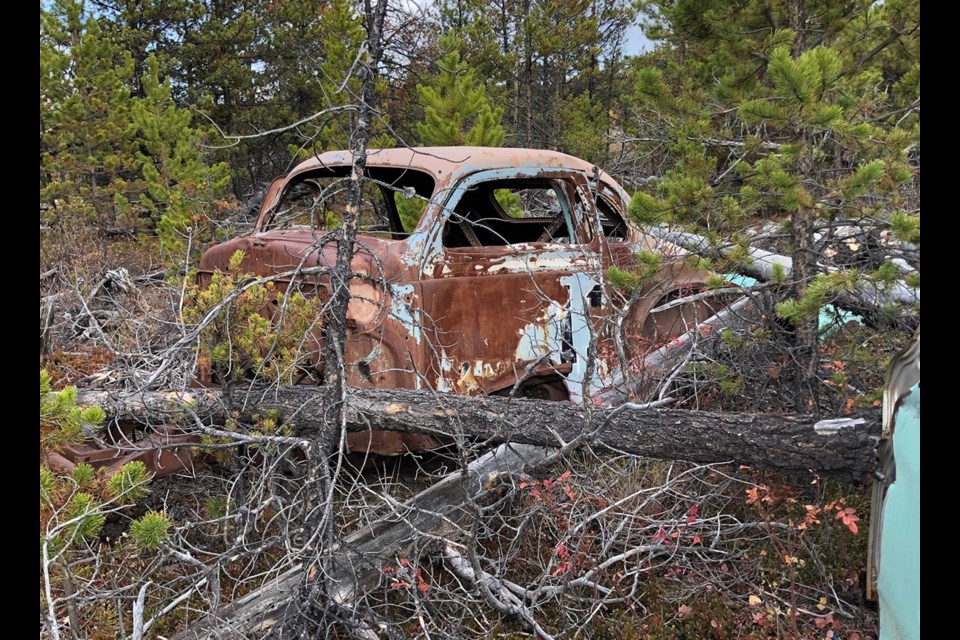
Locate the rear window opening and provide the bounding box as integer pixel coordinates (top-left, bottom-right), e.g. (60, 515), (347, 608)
(259, 167), (435, 239)
(598, 195), (629, 241)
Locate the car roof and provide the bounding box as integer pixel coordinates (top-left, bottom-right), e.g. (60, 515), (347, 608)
(287, 146), (619, 189)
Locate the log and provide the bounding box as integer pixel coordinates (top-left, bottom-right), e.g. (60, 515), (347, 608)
(174, 442), (556, 639)
(78, 386), (879, 483)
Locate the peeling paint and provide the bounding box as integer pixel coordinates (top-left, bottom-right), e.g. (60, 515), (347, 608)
(387, 283), (421, 345)
(560, 272), (614, 401)
(515, 300), (566, 362)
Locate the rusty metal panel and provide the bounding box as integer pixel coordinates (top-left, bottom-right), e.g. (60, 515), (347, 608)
(49, 425), (200, 477)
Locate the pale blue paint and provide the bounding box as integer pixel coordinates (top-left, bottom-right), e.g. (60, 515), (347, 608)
(560, 272), (614, 402)
(514, 300), (566, 363)
(879, 383), (920, 640)
(723, 274), (758, 288)
(412, 166), (590, 271)
(387, 283), (422, 346)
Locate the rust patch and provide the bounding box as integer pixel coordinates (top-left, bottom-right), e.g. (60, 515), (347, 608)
(49, 425), (200, 478)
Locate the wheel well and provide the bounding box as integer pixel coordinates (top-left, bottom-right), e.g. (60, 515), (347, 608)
(491, 373), (570, 401)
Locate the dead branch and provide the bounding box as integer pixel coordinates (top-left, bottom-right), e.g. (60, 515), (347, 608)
(173, 443), (557, 639)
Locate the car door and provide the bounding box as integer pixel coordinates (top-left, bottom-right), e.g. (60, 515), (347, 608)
(416, 167), (609, 401)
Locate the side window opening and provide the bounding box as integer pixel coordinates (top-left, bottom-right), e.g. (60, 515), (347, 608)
(270, 177), (386, 230)
(272, 180), (327, 228)
(394, 190), (428, 234)
(442, 179), (577, 248)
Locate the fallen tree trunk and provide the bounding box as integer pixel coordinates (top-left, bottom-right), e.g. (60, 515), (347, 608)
(174, 443), (556, 639)
(78, 386), (879, 483)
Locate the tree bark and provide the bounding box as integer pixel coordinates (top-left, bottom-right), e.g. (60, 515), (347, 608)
(78, 386), (879, 483)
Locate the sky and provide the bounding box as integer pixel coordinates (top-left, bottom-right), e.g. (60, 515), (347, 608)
(624, 22), (655, 56)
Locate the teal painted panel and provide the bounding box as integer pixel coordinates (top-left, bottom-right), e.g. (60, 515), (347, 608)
(720, 274), (862, 336)
(724, 274), (758, 288)
(879, 383), (920, 640)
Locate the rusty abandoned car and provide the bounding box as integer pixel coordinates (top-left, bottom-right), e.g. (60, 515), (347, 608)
(52, 147), (736, 474)
(196, 147), (730, 454)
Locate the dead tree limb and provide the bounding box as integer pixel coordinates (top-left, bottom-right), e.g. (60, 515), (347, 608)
(77, 386), (879, 482)
(173, 443), (556, 639)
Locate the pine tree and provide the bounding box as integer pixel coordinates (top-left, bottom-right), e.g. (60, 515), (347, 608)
(132, 56), (232, 256)
(177, 0), (265, 190)
(559, 91), (607, 165)
(40, 0), (139, 226)
(432, 0), (635, 151)
(625, 0), (920, 407)
(41, 0), (235, 259)
(398, 31), (507, 231)
(416, 33), (505, 147)
(92, 0), (198, 98)
(313, 0), (368, 150)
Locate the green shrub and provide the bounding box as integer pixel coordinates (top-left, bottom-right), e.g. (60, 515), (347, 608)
(129, 511), (172, 552)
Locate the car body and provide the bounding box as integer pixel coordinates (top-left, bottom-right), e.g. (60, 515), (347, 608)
(198, 147), (726, 454)
(875, 382), (920, 640)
